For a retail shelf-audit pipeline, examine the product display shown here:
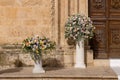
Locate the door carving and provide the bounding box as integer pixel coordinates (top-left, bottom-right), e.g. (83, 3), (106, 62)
(111, 0), (120, 9)
(89, 0), (120, 58)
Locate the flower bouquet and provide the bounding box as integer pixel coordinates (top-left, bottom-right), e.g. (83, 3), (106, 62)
(65, 14), (95, 42)
(22, 35), (55, 73)
(65, 14), (95, 68)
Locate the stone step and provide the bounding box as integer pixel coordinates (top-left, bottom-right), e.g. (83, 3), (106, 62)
(0, 67), (118, 80)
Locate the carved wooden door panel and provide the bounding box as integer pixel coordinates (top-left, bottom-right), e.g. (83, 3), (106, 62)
(89, 0), (120, 59)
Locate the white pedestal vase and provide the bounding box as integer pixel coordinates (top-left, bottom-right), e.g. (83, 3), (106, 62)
(74, 39), (86, 68)
(33, 59), (45, 73)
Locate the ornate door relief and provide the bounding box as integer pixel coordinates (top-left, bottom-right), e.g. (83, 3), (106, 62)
(111, 0), (120, 9)
(89, 0), (120, 58)
(94, 0), (104, 9)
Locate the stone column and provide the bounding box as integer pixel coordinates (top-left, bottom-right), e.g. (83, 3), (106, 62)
(79, 0), (88, 16)
(59, 0), (74, 67)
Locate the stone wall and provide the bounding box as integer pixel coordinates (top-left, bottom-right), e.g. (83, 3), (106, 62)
(0, 44), (64, 70)
(0, 0), (88, 45)
(0, 0), (58, 44)
(0, 0), (89, 68)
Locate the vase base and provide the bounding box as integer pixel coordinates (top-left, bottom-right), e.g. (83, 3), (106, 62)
(74, 64), (86, 68)
(33, 68), (45, 73)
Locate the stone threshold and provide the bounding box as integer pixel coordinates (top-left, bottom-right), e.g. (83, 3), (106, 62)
(0, 67), (118, 80)
(110, 59), (120, 80)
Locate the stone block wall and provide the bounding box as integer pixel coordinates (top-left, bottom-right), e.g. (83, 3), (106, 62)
(0, 0), (58, 44)
(0, 44), (65, 70)
(0, 45), (94, 69)
(0, 0), (90, 69)
(0, 0), (88, 45)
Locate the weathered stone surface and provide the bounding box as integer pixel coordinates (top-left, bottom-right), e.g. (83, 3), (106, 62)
(21, 0), (46, 6)
(0, 67), (117, 80)
(86, 50), (94, 66)
(0, 0), (15, 6)
(0, 0), (52, 44)
(63, 47), (75, 67)
(18, 53), (34, 66)
(0, 0), (88, 45)
(0, 45), (64, 68)
(94, 59), (110, 66)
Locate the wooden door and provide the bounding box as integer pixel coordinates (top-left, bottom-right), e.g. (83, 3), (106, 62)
(88, 0), (120, 59)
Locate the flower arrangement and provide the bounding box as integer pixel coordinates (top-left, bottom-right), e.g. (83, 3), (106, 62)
(65, 14), (95, 42)
(22, 35), (56, 62)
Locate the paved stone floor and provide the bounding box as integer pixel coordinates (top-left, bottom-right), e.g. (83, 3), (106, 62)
(0, 67), (118, 80)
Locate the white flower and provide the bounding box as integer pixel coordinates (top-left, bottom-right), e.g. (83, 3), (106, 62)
(65, 14), (95, 41)
(85, 30), (90, 34)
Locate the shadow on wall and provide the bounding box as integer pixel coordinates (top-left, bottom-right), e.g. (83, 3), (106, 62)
(89, 33), (99, 59)
(42, 58), (63, 68)
(66, 37), (76, 46)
